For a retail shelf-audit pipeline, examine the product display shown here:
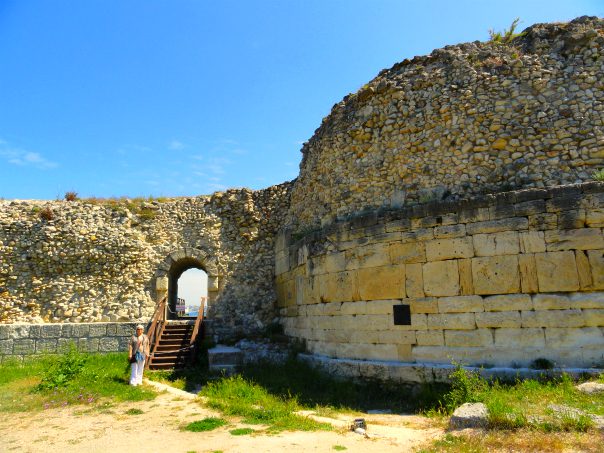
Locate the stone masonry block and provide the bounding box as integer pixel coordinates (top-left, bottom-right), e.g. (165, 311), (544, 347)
(409, 297), (439, 314)
(406, 263), (424, 297)
(445, 329), (493, 347)
(324, 252), (347, 274)
(588, 250), (604, 289)
(475, 311), (522, 328)
(519, 254), (539, 293)
(389, 242), (426, 264)
(519, 231), (546, 253)
(494, 328), (545, 348)
(586, 209), (604, 227)
(89, 324), (107, 337)
(72, 324), (90, 337)
(575, 250), (593, 289)
(529, 213), (558, 230)
(349, 330), (380, 344)
(466, 217), (528, 235)
(458, 258), (474, 295)
(521, 309), (584, 328)
(427, 313), (476, 330)
(78, 338), (100, 353)
(357, 265), (405, 300)
(545, 229), (604, 251)
(13, 339), (35, 354)
(438, 295), (484, 313)
(532, 294), (571, 310)
(416, 330), (444, 346)
(570, 292), (604, 309)
(377, 330), (417, 344)
(0, 339), (13, 355)
(473, 232), (519, 256)
(484, 294), (532, 312)
(426, 237), (473, 261)
(319, 270), (358, 302)
(459, 207), (490, 224)
(0, 326), (9, 340)
(472, 255), (520, 295)
(535, 251), (580, 292)
(345, 243), (391, 270)
(514, 199), (546, 216)
(434, 224), (466, 239)
(544, 327), (603, 348)
(8, 325), (30, 339)
(365, 300), (399, 315)
(35, 339), (58, 353)
(558, 210), (586, 229)
(582, 309), (604, 327)
(340, 301), (366, 315)
(99, 338), (120, 352)
(423, 260), (459, 297)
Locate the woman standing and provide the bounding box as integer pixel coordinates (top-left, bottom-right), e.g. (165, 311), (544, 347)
(128, 324), (150, 386)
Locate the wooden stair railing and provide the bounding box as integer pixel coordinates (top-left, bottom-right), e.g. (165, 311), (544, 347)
(146, 296), (166, 369)
(188, 301), (205, 363)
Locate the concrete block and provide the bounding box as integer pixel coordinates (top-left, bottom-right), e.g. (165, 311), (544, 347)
(521, 309), (584, 328)
(570, 292), (604, 309)
(519, 231), (546, 253)
(416, 330), (445, 346)
(406, 263), (424, 297)
(389, 242), (426, 264)
(445, 329), (493, 347)
(459, 258), (474, 295)
(472, 255), (520, 295)
(357, 265), (405, 300)
(493, 328), (545, 348)
(582, 309), (604, 327)
(473, 232), (519, 256)
(438, 295), (484, 313)
(519, 254), (539, 293)
(426, 237), (474, 261)
(484, 294), (532, 312)
(532, 294), (571, 310)
(535, 251), (580, 292)
(544, 327), (604, 348)
(545, 229), (604, 251)
(466, 217), (528, 235)
(423, 260), (460, 297)
(588, 250), (604, 289)
(409, 297), (439, 314)
(427, 313), (476, 330)
(475, 311), (522, 328)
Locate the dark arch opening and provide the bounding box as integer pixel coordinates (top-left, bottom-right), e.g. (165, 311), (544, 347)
(168, 258), (207, 320)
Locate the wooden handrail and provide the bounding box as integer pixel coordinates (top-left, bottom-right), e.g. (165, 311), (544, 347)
(189, 298), (205, 347)
(146, 296), (166, 367)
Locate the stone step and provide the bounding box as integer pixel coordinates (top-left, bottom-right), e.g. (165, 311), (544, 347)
(208, 345), (243, 373)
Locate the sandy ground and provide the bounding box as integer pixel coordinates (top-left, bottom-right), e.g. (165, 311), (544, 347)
(0, 380), (443, 453)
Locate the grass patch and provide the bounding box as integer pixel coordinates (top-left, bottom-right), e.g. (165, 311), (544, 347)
(332, 446), (347, 451)
(229, 427), (255, 436)
(184, 417), (227, 432)
(0, 351), (156, 412)
(125, 408), (144, 415)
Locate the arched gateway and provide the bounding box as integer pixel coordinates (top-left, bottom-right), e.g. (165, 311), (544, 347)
(147, 248), (222, 369)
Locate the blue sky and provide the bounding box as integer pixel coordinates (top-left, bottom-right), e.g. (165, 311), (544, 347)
(0, 1), (602, 200)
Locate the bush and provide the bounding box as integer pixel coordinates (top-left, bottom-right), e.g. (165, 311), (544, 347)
(442, 364), (487, 412)
(64, 191), (78, 201)
(37, 344), (87, 390)
(39, 207), (54, 221)
(489, 18), (523, 44)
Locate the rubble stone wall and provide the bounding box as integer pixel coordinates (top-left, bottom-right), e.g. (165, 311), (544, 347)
(276, 183), (604, 368)
(0, 183), (292, 342)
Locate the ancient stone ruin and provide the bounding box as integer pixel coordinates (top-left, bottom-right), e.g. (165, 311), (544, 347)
(1, 17), (604, 380)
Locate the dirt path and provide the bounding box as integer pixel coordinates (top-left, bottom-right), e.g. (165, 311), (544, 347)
(0, 381), (443, 453)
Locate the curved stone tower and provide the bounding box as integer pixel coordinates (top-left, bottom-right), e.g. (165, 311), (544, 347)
(288, 16), (604, 231)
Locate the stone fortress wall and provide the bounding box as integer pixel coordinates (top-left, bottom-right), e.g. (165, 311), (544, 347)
(2, 17), (604, 372)
(0, 184), (291, 358)
(276, 183), (604, 369)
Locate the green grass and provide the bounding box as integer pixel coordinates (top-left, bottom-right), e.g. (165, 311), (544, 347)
(0, 352), (156, 412)
(229, 427), (255, 436)
(184, 417), (227, 432)
(593, 168), (604, 182)
(333, 446), (347, 451)
(125, 408), (144, 415)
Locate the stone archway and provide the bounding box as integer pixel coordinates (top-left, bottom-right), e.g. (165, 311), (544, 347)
(154, 248), (221, 319)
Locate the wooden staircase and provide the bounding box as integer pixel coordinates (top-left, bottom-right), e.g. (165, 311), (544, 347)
(146, 296), (205, 371)
(148, 322), (195, 370)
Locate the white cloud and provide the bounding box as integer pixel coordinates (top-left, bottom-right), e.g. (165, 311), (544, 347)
(0, 141), (58, 169)
(169, 140), (186, 150)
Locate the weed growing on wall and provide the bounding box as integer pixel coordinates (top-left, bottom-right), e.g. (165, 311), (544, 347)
(489, 18), (524, 44)
(593, 169), (604, 181)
